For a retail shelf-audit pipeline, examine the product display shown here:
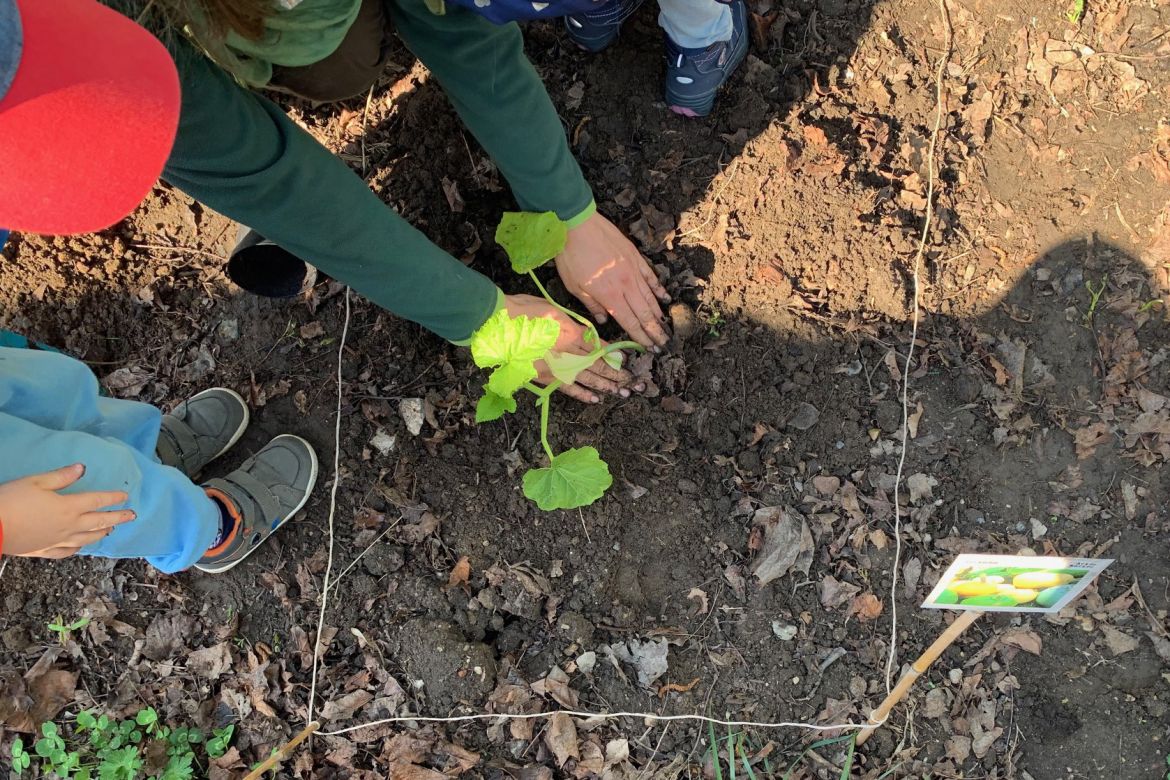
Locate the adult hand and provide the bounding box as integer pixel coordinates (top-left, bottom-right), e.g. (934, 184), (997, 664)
(503, 294), (644, 404)
(0, 464), (135, 558)
(555, 212), (671, 351)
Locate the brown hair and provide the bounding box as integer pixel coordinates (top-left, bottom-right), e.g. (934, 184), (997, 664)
(196, 0), (275, 40)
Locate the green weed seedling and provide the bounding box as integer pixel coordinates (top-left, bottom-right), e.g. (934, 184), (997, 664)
(9, 708), (233, 780)
(47, 615), (90, 645)
(471, 212), (644, 510)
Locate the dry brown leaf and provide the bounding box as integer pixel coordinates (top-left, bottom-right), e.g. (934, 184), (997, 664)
(686, 587), (709, 615)
(1100, 625), (1140, 656)
(750, 507), (814, 585)
(187, 643), (232, 681)
(544, 712), (580, 767)
(0, 664), (77, 733)
(445, 556), (471, 591)
(299, 321), (325, 339)
(1000, 628), (1043, 656)
(320, 690), (373, 722)
(819, 576), (861, 610)
(908, 401), (925, 439)
(848, 593), (884, 622)
(531, 666), (579, 708)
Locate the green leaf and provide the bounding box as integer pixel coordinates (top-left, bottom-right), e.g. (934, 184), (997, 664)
(136, 708), (159, 727)
(42, 721), (59, 739)
(78, 711), (97, 731)
(544, 350), (600, 385)
(522, 447), (612, 510)
(495, 211), (568, 273)
(602, 350), (623, 371)
(476, 390), (517, 423)
(470, 311), (559, 398)
(1067, 0), (1085, 22)
(12, 738), (25, 758)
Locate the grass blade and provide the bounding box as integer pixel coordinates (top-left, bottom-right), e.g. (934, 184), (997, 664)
(708, 718), (723, 780)
(727, 723), (736, 780)
(838, 734), (857, 780)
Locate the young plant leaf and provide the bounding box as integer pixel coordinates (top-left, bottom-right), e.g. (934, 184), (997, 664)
(476, 389), (517, 422)
(471, 310), (559, 398)
(522, 446), (612, 510)
(496, 211), (568, 273)
(545, 350), (602, 385)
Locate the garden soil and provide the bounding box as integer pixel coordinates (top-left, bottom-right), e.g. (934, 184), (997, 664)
(2, 0), (1170, 777)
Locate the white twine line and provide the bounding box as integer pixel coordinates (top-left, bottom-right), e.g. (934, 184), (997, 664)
(884, 0), (953, 696)
(318, 712), (871, 738)
(307, 286), (351, 725)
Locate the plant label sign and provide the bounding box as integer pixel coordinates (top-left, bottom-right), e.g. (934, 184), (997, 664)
(922, 554), (1113, 613)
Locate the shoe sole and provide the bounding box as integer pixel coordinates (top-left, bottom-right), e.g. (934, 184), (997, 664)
(182, 387), (250, 478)
(194, 434), (319, 574)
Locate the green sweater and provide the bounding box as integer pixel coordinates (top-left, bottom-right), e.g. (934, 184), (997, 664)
(157, 0), (593, 342)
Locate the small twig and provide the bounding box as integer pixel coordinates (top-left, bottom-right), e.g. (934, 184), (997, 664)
(242, 721), (320, 780)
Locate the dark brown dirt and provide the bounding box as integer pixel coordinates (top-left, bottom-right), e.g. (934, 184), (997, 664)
(2, 0), (1169, 777)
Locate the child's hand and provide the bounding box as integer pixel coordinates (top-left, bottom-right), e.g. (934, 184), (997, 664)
(0, 465), (135, 558)
(555, 212), (671, 351)
(503, 294), (644, 404)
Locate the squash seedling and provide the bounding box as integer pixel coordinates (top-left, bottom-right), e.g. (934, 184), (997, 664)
(470, 212), (643, 510)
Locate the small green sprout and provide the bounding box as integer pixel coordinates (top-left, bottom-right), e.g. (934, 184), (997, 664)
(470, 211), (643, 510)
(47, 615), (90, 644)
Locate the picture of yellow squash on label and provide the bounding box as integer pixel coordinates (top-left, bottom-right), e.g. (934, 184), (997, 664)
(923, 555), (1111, 613)
(935, 566), (1087, 608)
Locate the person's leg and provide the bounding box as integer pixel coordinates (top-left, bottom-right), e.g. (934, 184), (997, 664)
(659, 0), (748, 117)
(0, 348), (221, 572)
(268, 0), (391, 102)
(657, 0), (731, 49)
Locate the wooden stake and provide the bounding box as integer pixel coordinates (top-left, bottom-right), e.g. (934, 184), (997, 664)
(242, 721), (320, 779)
(856, 610), (982, 746)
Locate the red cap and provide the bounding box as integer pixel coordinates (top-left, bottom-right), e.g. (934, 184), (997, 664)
(0, 0), (181, 235)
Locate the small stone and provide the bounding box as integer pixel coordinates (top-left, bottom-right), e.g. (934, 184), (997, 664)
(577, 651), (597, 675)
(1030, 518), (1048, 539)
(399, 398), (425, 436)
(370, 430), (397, 456)
(786, 402), (820, 431)
(948, 668), (963, 685)
(216, 319), (239, 341)
(771, 621), (798, 641)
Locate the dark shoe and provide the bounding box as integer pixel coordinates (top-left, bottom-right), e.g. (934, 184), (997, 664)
(157, 388), (249, 479)
(196, 435), (318, 573)
(664, 0), (749, 117)
(229, 227), (318, 299)
(564, 0), (646, 52)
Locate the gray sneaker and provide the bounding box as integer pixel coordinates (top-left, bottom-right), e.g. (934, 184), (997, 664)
(157, 388), (249, 479)
(196, 435), (319, 574)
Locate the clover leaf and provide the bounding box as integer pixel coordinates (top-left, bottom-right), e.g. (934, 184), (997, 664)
(522, 446), (613, 510)
(471, 310), (559, 399)
(495, 211), (568, 273)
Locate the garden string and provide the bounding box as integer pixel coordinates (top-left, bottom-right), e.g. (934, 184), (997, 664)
(884, 0), (952, 697)
(306, 0), (952, 744)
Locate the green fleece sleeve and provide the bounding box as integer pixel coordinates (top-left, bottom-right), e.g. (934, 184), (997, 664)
(161, 40), (500, 342)
(386, 0), (594, 221)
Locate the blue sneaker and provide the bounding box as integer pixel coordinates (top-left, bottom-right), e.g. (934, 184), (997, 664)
(564, 0), (646, 53)
(664, 0), (749, 117)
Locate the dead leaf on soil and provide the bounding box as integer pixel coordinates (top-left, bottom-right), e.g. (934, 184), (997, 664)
(686, 587), (709, 615)
(545, 712), (580, 767)
(143, 613), (197, 662)
(1100, 625), (1140, 656)
(0, 661), (77, 733)
(819, 576), (861, 610)
(445, 556), (471, 591)
(750, 507), (814, 585)
(531, 665), (579, 708)
(848, 593), (884, 622)
(320, 689), (373, 722)
(604, 638), (670, 687)
(400, 511), (442, 544)
(906, 473), (937, 504)
(187, 642), (232, 681)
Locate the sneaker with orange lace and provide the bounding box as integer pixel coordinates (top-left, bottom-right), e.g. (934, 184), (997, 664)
(196, 434), (318, 573)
